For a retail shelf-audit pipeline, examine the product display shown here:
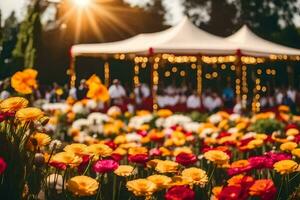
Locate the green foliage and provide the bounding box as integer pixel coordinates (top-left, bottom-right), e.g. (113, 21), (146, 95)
(250, 118), (284, 134)
(13, 0), (41, 69)
(188, 111), (209, 122)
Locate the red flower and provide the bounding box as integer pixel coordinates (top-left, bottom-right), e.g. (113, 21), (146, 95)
(0, 157), (7, 174)
(104, 140), (117, 150)
(128, 154), (149, 165)
(49, 161), (67, 170)
(218, 186), (249, 200)
(175, 152), (197, 166)
(110, 153), (123, 162)
(165, 186), (195, 200)
(249, 179), (276, 200)
(92, 159), (119, 173)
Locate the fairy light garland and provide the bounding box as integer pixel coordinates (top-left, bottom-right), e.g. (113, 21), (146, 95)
(104, 62), (110, 87)
(241, 65), (248, 104)
(152, 56), (160, 112)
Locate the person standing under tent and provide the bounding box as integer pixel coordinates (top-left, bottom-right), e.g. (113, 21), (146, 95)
(109, 79), (126, 106)
(186, 91), (201, 110)
(77, 79), (88, 100)
(134, 83), (150, 107)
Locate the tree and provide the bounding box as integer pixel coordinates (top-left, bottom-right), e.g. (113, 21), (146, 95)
(13, 0), (42, 69)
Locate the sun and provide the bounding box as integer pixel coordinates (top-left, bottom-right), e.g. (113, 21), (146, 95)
(73, 0), (90, 8)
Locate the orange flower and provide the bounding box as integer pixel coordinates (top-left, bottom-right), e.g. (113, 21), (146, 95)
(156, 109), (173, 118)
(227, 174), (254, 187)
(11, 69), (38, 94)
(87, 82), (109, 102)
(249, 179), (276, 199)
(0, 97), (28, 112)
(16, 107), (44, 122)
(86, 74), (102, 86)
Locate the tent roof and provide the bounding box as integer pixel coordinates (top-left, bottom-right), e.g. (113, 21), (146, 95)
(71, 17), (237, 57)
(226, 25), (300, 57)
(71, 18), (300, 58)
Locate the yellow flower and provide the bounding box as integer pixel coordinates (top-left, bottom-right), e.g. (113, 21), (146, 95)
(126, 179), (157, 197)
(114, 165), (135, 177)
(16, 107), (44, 122)
(181, 167), (208, 187)
(147, 175), (172, 189)
(0, 97), (28, 112)
(280, 142), (298, 152)
(273, 160), (299, 174)
(292, 148), (300, 158)
(64, 143), (88, 155)
(247, 139), (264, 149)
(87, 143), (113, 158)
(211, 186), (223, 200)
(113, 148), (127, 156)
(114, 135), (127, 144)
(11, 69), (38, 94)
(87, 82), (109, 102)
(51, 152), (82, 167)
(147, 159), (163, 169)
(159, 147), (171, 156)
(67, 176), (99, 196)
(278, 105), (290, 113)
(155, 160), (178, 173)
(86, 74), (102, 87)
(103, 123), (120, 136)
(128, 147), (148, 155)
(28, 133), (51, 150)
(204, 150), (229, 165)
(156, 109), (173, 118)
(173, 147), (192, 156)
(136, 110), (151, 116)
(286, 128), (299, 136)
(169, 176), (192, 186)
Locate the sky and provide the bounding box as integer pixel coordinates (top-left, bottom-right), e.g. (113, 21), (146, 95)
(1, 0), (300, 27)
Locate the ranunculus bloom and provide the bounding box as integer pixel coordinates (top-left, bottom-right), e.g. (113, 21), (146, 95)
(126, 179), (157, 197)
(176, 152), (197, 166)
(248, 156), (269, 169)
(273, 159), (298, 174)
(0, 97), (28, 112)
(0, 157), (7, 174)
(227, 175), (255, 190)
(165, 185), (195, 200)
(155, 160), (178, 173)
(249, 179), (276, 200)
(128, 153), (149, 165)
(114, 165), (135, 177)
(204, 150), (229, 165)
(87, 143), (113, 158)
(64, 143), (88, 156)
(15, 107), (44, 122)
(67, 176), (99, 196)
(181, 167), (208, 187)
(11, 69), (38, 94)
(218, 185), (249, 200)
(147, 175), (172, 190)
(227, 160), (252, 176)
(50, 152), (82, 170)
(93, 159), (119, 173)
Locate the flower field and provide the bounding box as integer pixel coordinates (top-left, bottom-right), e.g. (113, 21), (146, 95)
(1, 96), (300, 200)
(0, 70), (300, 200)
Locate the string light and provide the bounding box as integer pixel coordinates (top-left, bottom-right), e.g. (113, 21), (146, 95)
(104, 62), (110, 87)
(152, 57), (160, 112)
(197, 64), (202, 95)
(180, 70), (186, 77)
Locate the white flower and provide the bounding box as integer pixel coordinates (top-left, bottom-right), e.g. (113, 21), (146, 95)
(183, 122), (201, 133)
(49, 139), (62, 150)
(241, 132), (257, 140)
(86, 99), (98, 110)
(155, 117), (165, 128)
(163, 114), (191, 128)
(72, 118), (89, 130)
(287, 135), (295, 141)
(228, 127), (238, 134)
(128, 114), (153, 129)
(72, 102), (89, 114)
(42, 102), (70, 113)
(107, 106), (121, 116)
(87, 112), (110, 124)
(125, 133), (142, 142)
(208, 114), (222, 124)
(229, 113), (241, 122)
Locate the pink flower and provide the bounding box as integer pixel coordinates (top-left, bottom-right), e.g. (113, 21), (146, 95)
(93, 159), (119, 173)
(165, 186), (195, 200)
(149, 148), (161, 157)
(0, 157), (7, 174)
(128, 154), (149, 165)
(175, 152), (197, 166)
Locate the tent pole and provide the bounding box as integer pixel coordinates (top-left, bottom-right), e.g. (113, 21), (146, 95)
(104, 61), (110, 87)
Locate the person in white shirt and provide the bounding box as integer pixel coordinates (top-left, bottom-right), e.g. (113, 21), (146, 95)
(287, 87), (296, 103)
(69, 87), (78, 100)
(275, 88), (283, 105)
(134, 83), (150, 105)
(108, 79), (126, 105)
(187, 91), (201, 109)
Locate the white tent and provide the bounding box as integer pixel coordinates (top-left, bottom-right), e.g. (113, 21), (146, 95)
(226, 25), (300, 57)
(71, 17), (238, 57)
